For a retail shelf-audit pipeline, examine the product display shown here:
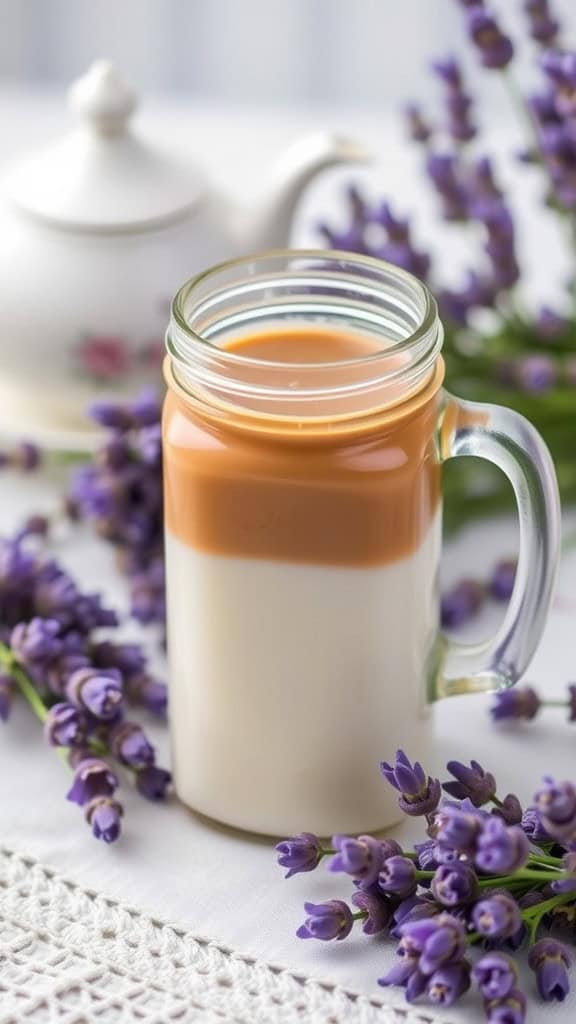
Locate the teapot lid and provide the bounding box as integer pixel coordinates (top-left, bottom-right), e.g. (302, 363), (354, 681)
(3, 60), (204, 232)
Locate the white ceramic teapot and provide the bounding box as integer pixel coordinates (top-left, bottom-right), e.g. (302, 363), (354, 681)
(0, 60), (366, 442)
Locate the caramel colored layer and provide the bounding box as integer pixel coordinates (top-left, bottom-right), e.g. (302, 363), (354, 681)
(163, 327), (443, 567)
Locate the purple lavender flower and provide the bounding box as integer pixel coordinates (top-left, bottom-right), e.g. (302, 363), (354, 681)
(473, 953), (518, 999)
(276, 833), (323, 878)
(472, 893), (522, 938)
(67, 757), (118, 806)
(11, 617), (62, 668)
(296, 900), (353, 941)
(378, 856), (417, 898)
(379, 955), (425, 1001)
(541, 50), (576, 118)
(130, 558), (166, 626)
(521, 805), (553, 842)
(66, 667), (123, 721)
(0, 673), (16, 721)
(484, 988), (527, 1024)
(524, 1), (559, 44)
(13, 442), (41, 472)
(400, 914), (466, 975)
(443, 759), (496, 806)
(380, 750), (441, 817)
(475, 817), (529, 873)
(434, 800), (483, 854)
(390, 895), (439, 939)
(528, 938), (571, 1001)
(109, 720), (155, 768)
(44, 702), (87, 747)
(537, 305), (568, 338)
(426, 961), (471, 1007)
(404, 103), (431, 143)
(491, 686), (541, 721)
(533, 776), (576, 841)
(432, 58), (476, 142)
(493, 793), (523, 826)
(351, 888), (393, 935)
(431, 862), (478, 907)
(91, 641), (146, 678)
(517, 354), (556, 393)
(85, 795), (123, 843)
(329, 834), (386, 886)
(415, 839), (440, 870)
(489, 560), (517, 602)
(466, 7), (514, 69)
(441, 580), (485, 628)
(426, 153), (468, 220)
(135, 764), (172, 801)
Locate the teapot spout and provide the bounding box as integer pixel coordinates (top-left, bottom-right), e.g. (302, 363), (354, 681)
(237, 132), (369, 253)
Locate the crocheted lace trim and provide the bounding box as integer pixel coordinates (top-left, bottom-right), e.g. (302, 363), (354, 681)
(0, 846), (440, 1023)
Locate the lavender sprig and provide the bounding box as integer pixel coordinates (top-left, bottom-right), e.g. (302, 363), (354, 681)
(276, 748), (576, 1021)
(0, 530), (171, 842)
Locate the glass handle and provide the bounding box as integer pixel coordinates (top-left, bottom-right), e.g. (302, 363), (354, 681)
(435, 393), (561, 699)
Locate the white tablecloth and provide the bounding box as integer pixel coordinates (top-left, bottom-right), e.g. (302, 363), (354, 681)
(0, 470), (575, 1023)
(0, 95), (575, 1023)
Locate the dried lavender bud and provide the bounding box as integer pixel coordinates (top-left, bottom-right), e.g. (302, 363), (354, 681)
(276, 833), (323, 879)
(378, 856), (417, 898)
(528, 938), (572, 1002)
(296, 900), (354, 941)
(489, 560), (517, 601)
(441, 580), (486, 628)
(443, 759), (497, 806)
(472, 952), (518, 999)
(426, 961), (471, 1007)
(524, 0), (560, 45)
(472, 893), (522, 938)
(67, 757), (118, 806)
(474, 817), (529, 873)
(134, 764), (171, 801)
(85, 795), (123, 843)
(465, 6), (514, 69)
(66, 667), (123, 721)
(329, 834), (386, 886)
(44, 702), (87, 748)
(533, 776), (576, 842)
(351, 888), (393, 935)
(109, 720), (155, 768)
(431, 862), (479, 906)
(380, 749), (441, 816)
(491, 686), (541, 721)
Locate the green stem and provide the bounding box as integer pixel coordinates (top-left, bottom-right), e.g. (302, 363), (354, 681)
(528, 854), (564, 867)
(0, 642), (48, 724)
(541, 700), (570, 709)
(0, 641), (71, 768)
(490, 795), (504, 809)
(415, 870), (435, 881)
(478, 867), (563, 889)
(352, 911), (368, 922)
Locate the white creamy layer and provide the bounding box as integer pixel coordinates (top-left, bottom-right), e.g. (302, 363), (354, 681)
(166, 517), (441, 837)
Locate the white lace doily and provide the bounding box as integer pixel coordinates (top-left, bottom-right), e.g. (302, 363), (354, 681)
(0, 847), (439, 1024)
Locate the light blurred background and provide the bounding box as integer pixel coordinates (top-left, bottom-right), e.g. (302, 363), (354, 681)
(0, 0), (574, 109)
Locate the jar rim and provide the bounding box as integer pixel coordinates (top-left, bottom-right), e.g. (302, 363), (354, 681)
(170, 248), (440, 370)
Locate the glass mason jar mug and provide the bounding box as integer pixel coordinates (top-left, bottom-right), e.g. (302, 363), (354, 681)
(163, 251), (560, 837)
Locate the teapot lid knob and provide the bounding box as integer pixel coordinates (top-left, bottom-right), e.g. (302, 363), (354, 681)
(68, 59), (137, 136)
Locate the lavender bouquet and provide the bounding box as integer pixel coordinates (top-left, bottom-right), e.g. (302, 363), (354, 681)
(277, 748), (576, 1021)
(320, 0), (576, 530)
